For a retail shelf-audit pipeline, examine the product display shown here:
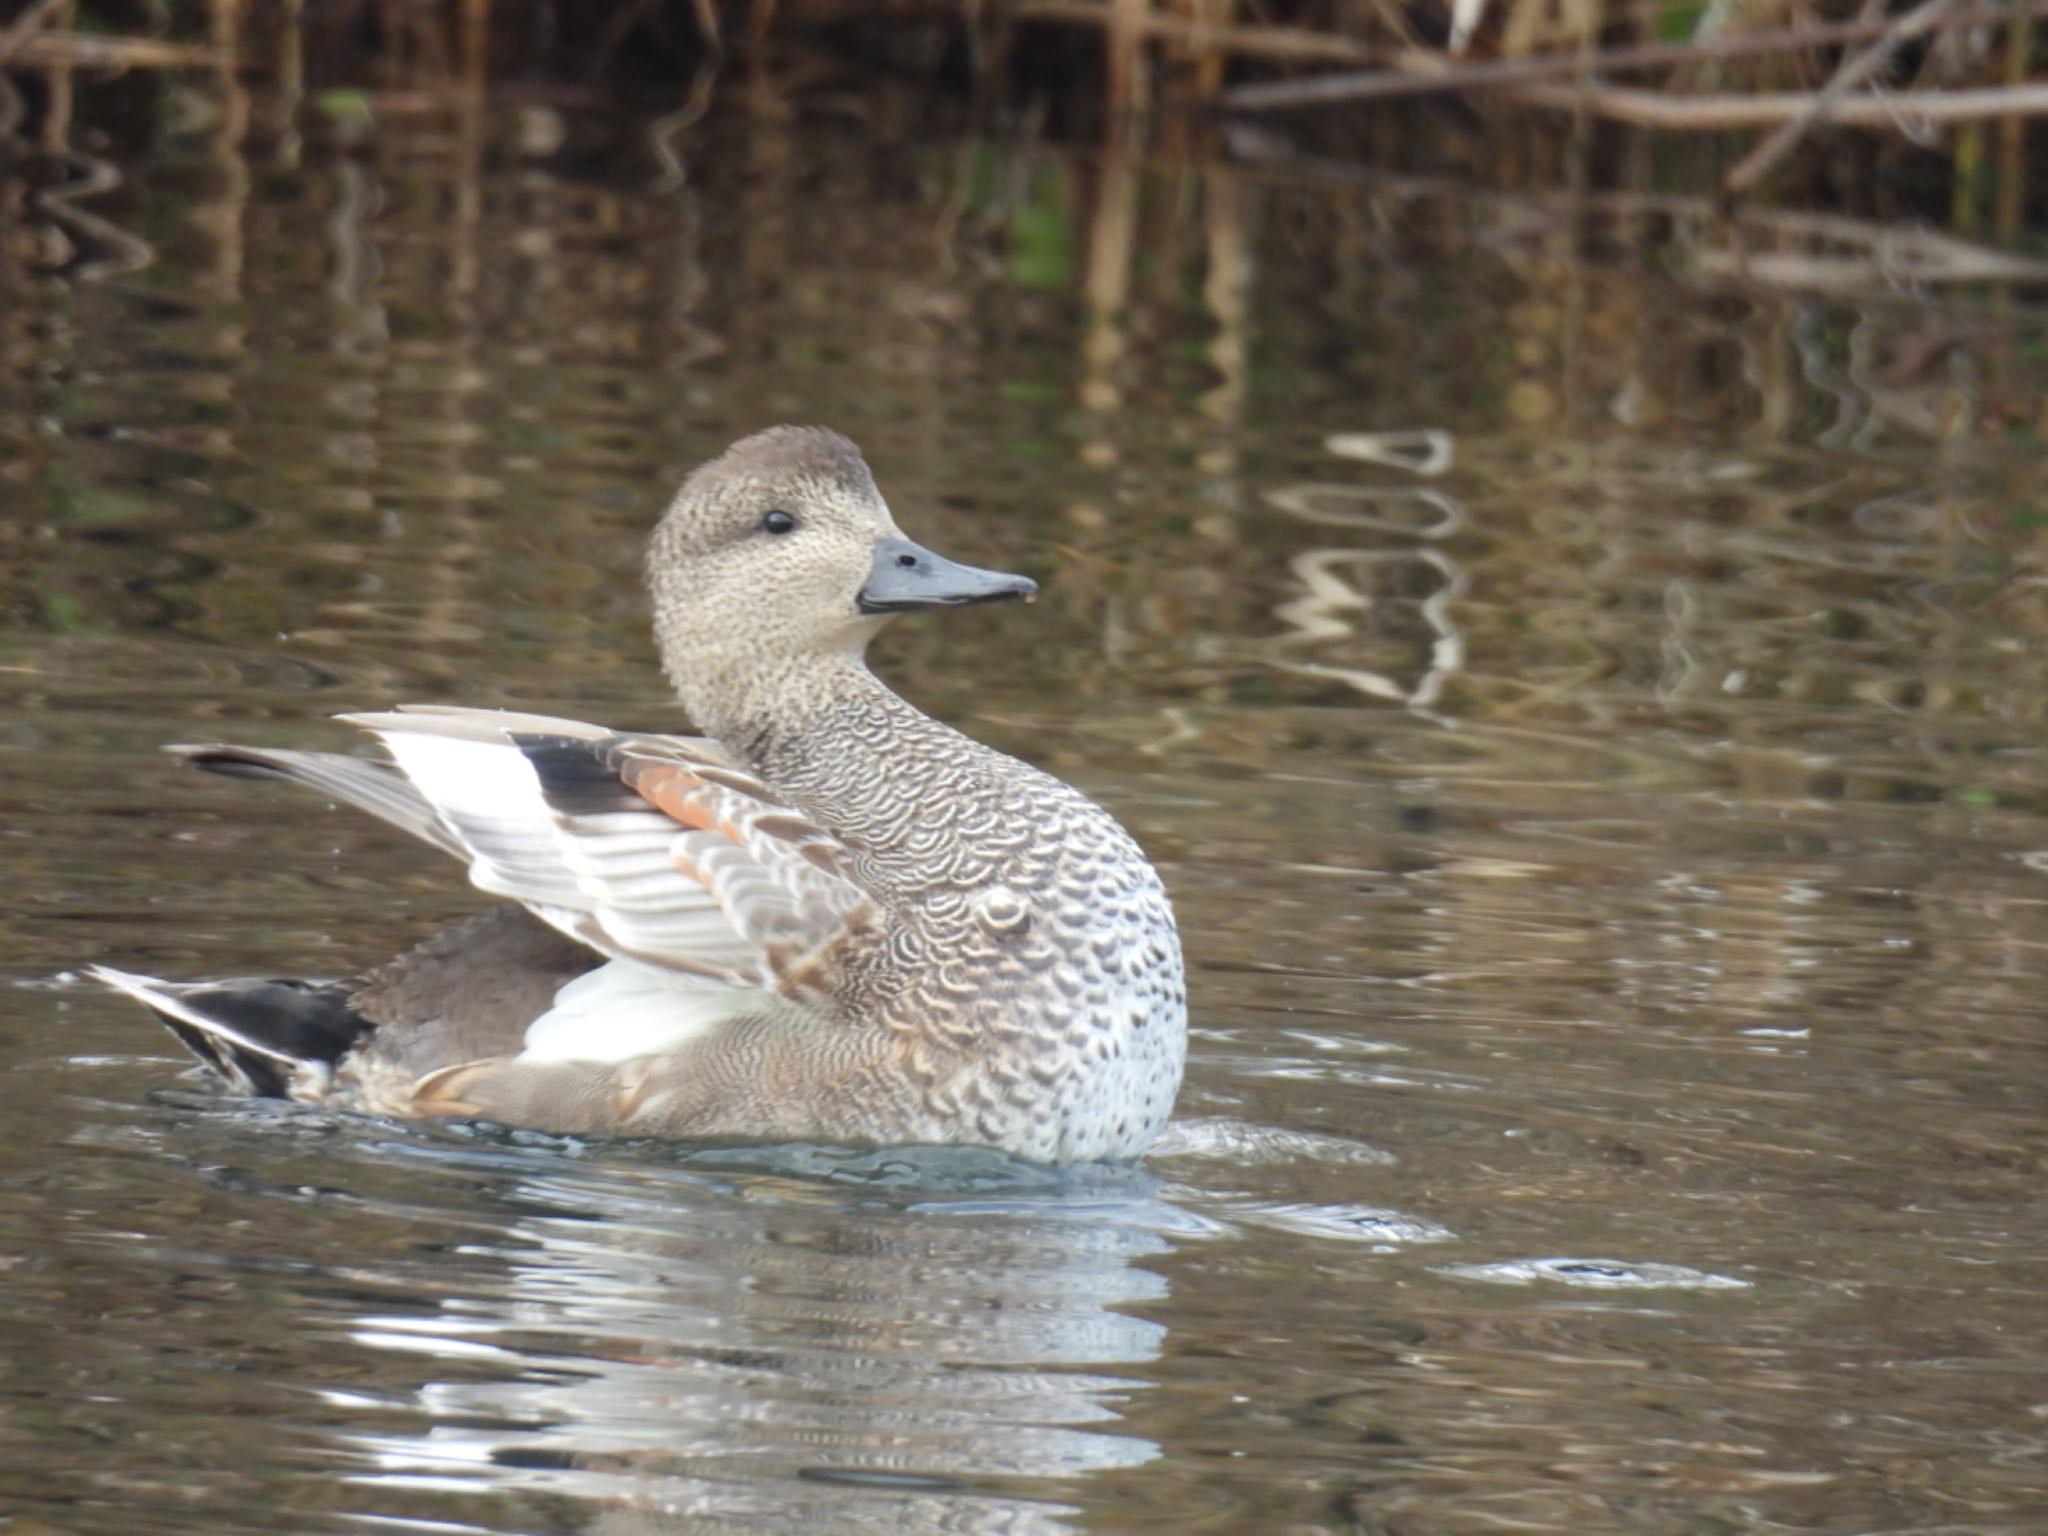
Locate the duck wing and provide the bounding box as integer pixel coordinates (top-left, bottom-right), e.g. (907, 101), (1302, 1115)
(167, 741), (467, 859)
(346, 706), (877, 988)
(179, 706), (874, 993)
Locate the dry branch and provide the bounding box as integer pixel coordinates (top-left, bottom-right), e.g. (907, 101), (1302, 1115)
(1722, 0), (1964, 197)
(1012, 0), (1381, 65)
(3, 32), (231, 70)
(1220, 2), (2048, 110)
(1503, 79), (2048, 128)
(0, 0), (69, 68)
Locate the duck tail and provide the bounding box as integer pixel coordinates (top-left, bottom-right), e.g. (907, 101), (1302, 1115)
(87, 966), (370, 1099)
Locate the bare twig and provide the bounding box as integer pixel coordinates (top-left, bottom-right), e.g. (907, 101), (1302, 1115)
(0, 0), (71, 68)
(7, 32), (230, 70)
(1721, 0), (1963, 200)
(1220, 2), (2048, 111)
(1012, 0), (1379, 64)
(1503, 78), (2048, 128)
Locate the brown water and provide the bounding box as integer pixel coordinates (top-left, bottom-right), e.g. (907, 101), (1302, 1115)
(4, 63), (2047, 1536)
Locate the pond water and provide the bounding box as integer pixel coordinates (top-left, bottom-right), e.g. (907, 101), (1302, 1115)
(3, 59), (2047, 1536)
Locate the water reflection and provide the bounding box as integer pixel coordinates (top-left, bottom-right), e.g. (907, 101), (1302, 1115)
(320, 1151), (1173, 1533)
(5, 39), (2048, 1536)
(1263, 445), (1469, 709)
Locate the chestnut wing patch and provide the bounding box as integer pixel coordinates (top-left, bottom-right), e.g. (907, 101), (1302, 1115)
(607, 736), (870, 962)
(344, 707), (870, 991)
(517, 731), (873, 984)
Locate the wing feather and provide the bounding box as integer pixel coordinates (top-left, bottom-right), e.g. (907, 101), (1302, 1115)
(338, 707), (873, 992)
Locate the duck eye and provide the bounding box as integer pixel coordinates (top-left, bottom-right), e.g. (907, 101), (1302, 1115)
(761, 509), (798, 536)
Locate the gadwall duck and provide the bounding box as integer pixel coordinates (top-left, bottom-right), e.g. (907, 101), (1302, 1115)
(91, 427), (1187, 1164)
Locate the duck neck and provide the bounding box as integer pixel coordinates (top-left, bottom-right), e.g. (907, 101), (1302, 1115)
(669, 645), (899, 769)
(707, 650), (994, 861)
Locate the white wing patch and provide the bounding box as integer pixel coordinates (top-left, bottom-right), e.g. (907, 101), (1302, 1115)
(337, 707), (871, 996)
(520, 958), (755, 1064)
(369, 727), (587, 910)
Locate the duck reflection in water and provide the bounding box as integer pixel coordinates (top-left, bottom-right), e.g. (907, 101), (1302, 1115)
(330, 1145), (1180, 1534)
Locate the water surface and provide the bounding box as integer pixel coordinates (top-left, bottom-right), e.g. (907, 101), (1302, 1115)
(3, 63), (2046, 1536)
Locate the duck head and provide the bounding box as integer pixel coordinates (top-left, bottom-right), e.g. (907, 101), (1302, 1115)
(647, 426), (1035, 730)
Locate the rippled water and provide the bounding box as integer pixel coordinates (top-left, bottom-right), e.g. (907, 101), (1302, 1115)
(3, 58), (2046, 1536)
